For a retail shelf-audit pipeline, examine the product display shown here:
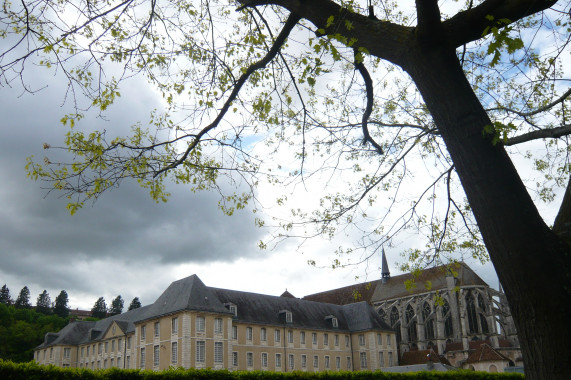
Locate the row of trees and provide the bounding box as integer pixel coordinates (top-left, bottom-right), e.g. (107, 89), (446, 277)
(90, 296), (142, 319)
(1, 284), (142, 319)
(1, 285), (69, 318)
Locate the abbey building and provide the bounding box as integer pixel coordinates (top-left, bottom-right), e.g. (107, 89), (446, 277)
(34, 274), (396, 371)
(303, 255), (521, 369)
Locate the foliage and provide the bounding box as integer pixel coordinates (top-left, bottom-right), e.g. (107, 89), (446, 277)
(0, 304), (68, 362)
(0, 359), (526, 379)
(35, 290), (52, 315)
(109, 296), (124, 316)
(53, 291), (70, 319)
(14, 287), (31, 309)
(91, 297), (107, 319)
(128, 297), (142, 311)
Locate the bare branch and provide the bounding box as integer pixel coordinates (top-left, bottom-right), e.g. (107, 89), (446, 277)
(488, 88), (571, 117)
(504, 124), (571, 146)
(354, 50), (383, 155)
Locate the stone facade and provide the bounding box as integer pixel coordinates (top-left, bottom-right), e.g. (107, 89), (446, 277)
(34, 274), (397, 372)
(303, 258), (520, 370)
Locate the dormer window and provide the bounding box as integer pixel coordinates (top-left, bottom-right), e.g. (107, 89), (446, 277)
(279, 310), (292, 323)
(225, 303), (237, 317)
(325, 315), (338, 328)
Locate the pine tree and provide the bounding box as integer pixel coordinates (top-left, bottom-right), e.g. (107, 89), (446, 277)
(128, 297), (141, 311)
(36, 290), (52, 314)
(53, 290), (69, 318)
(14, 286), (31, 309)
(109, 295), (124, 316)
(0, 284), (12, 305)
(91, 297), (107, 319)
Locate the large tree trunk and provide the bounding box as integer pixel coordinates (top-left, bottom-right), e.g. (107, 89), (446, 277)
(402, 45), (571, 379)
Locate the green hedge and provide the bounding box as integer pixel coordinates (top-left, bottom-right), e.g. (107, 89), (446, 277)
(0, 360), (524, 380)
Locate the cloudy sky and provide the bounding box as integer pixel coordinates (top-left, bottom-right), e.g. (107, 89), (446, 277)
(1, 3), (555, 312)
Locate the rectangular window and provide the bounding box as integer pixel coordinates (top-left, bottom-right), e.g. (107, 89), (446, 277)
(141, 325), (146, 340)
(110, 358), (114, 367)
(379, 352), (384, 367)
(313, 355), (319, 368)
(118, 338), (122, 351)
(300, 331), (306, 345)
(154, 322), (160, 337)
(140, 348), (145, 369)
(98, 343), (102, 355)
(274, 329), (280, 342)
(261, 327), (267, 341)
(196, 316), (205, 332)
(387, 335), (391, 346)
(275, 353), (282, 368)
(229, 305), (237, 316)
(288, 330), (293, 343)
(171, 342), (178, 364)
(261, 352), (268, 368)
(126, 356), (130, 369)
(345, 335), (350, 347)
(232, 352), (238, 367)
(360, 352), (367, 369)
(105, 342), (108, 353)
(325, 355), (330, 369)
(63, 348), (71, 358)
(81, 347), (84, 358)
(104, 359), (107, 369)
(172, 317), (178, 334)
(153, 345), (159, 367)
(247, 352), (253, 367)
(334, 334), (339, 346)
(377, 333), (382, 346)
(359, 334), (365, 346)
(246, 327), (253, 341)
(127, 336), (132, 349)
(324, 333), (329, 346)
(301, 354), (307, 368)
(289, 354), (294, 370)
(214, 342), (223, 363)
(214, 318), (223, 334)
(346, 356), (351, 369)
(232, 325), (238, 340)
(388, 352), (393, 366)
(196, 341), (205, 363)
(111, 340), (115, 352)
(86, 347), (89, 357)
(336, 356), (341, 369)
(286, 311), (292, 323)
(312, 332), (317, 344)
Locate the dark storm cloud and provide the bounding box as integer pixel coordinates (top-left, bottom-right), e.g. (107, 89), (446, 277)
(0, 63), (263, 295)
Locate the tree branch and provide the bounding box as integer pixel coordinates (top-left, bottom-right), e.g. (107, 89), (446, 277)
(504, 124), (571, 146)
(489, 88), (571, 117)
(154, 13), (301, 177)
(443, 0), (558, 49)
(354, 50), (383, 155)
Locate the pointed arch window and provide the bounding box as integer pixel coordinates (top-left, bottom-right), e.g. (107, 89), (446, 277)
(441, 299), (453, 337)
(378, 308), (387, 322)
(466, 292), (479, 334)
(422, 302), (435, 340)
(406, 304), (417, 342)
(389, 307), (401, 344)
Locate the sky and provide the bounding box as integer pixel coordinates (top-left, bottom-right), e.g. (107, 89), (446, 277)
(0, 2), (560, 313)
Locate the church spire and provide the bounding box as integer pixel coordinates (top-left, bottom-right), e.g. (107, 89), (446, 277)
(381, 248), (390, 283)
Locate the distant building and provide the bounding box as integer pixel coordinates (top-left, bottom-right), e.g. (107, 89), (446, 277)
(303, 254), (521, 370)
(35, 274), (397, 371)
